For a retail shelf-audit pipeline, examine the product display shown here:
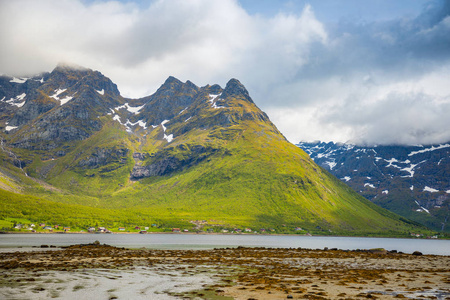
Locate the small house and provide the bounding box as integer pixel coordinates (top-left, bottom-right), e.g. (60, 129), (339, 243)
(118, 227), (126, 231)
(172, 228), (181, 233)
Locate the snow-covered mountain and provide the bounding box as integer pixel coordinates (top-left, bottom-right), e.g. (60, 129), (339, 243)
(298, 141), (450, 232)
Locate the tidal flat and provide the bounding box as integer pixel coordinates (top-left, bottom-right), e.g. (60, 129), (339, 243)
(0, 243), (449, 299)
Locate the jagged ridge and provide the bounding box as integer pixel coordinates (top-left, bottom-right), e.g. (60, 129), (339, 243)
(0, 65), (431, 234)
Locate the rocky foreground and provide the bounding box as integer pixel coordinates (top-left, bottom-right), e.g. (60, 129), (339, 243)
(0, 243), (449, 299)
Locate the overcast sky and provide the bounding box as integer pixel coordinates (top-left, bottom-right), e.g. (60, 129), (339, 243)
(1, 0), (449, 145)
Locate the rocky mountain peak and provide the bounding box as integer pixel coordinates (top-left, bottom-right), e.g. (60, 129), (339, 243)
(207, 84), (223, 95)
(221, 78), (253, 103)
(163, 76), (182, 86)
(49, 64), (120, 97)
(53, 62), (90, 72)
(157, 76), (199, 96)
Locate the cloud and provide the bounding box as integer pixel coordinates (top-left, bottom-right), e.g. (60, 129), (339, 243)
(266, 0), (450, 145)
(0, 0), (449, 146)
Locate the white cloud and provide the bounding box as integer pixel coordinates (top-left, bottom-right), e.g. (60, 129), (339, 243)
(0, 0), (449, 146)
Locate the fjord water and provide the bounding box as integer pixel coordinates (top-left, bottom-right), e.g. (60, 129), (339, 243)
(1, 234), (449, 255)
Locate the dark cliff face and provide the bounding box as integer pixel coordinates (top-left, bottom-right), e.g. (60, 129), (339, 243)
(2, 65), (125, 149)
(298, 141), (450, 232)
(135, 76), (201, 126)
(1, 64), (277, 168)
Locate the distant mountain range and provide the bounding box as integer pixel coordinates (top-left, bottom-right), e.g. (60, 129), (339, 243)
(298, 141), (449, 232)
(0, 64), (429, 235)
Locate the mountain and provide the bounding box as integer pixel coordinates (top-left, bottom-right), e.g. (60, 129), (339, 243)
(0, 64), (429, 235)
(298, 141), (450, 232)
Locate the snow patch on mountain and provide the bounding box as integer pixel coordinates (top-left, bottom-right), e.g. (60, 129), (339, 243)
(114, 103), (144, 115)
(161, 120), (169, 131)
(209, 94), (225, 109)
(416, 208), (430, 213)
(4, 93), (26, 107)
(5, 126), (18, 131)
(423, 186), (439, 193)
(112, 114), (147, 132)
(49, 89), (74, 105)
(324, 160), (337, 170)
(50, 89), (67, 100)
(9, 77), (27, 84)
(59, 96), (73, 105)
(408, 144), (450, 156)
(364, 183), (375, 189)
(126, 120), (147, 130)
(164, 134), (174, 143)
(414, 200), (430, 214)
(342, 176), (351, 182)
(384, 158), (401, 168)
(400, 163), (417, 178)
(160, 120), (174, 143)
(96, 89), (104, 95)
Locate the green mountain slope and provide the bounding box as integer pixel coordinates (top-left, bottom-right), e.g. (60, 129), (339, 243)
(0, 65), (430, 235)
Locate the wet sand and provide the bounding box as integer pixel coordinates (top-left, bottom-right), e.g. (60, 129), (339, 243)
(1, 243), (449, 299)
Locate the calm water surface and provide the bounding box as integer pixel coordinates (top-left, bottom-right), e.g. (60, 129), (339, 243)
(1, 234), (449, 255)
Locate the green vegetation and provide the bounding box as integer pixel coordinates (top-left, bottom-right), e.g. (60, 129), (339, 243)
(0, 118), (436, 237)
(0, 74), (437, 237)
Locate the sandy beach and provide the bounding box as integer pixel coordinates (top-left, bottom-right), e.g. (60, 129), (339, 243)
(1, 243), (449, 299)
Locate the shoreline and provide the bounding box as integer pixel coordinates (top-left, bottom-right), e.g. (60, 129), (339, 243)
(1, 230), (446, 239)
(1, 243), (449, 299)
